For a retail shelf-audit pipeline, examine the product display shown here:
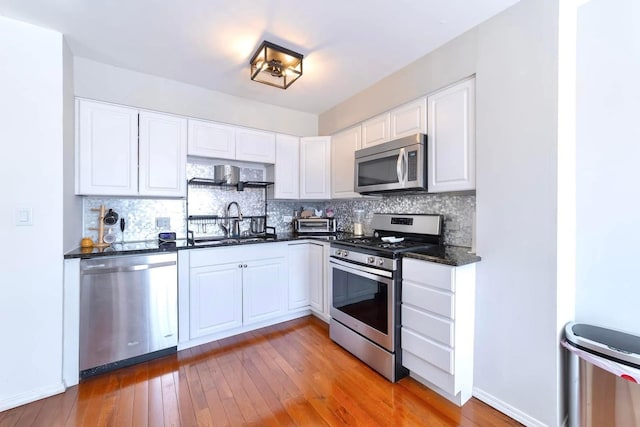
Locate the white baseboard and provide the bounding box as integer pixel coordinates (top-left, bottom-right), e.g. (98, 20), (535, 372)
(178, 309), (312, 351)
(472, 386), (547, 427)
(0, 382), (66, 412)
(310, 310), (330, 323)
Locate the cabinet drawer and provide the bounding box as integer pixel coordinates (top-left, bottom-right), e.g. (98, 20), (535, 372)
(402, 305), (453, 347)
(401, 328), (453, 374)
(402, 281), (454, 319)
(403, 258), (454, 291)
(402, 350), (457, 395)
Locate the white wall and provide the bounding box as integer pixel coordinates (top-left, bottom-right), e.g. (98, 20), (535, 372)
(0, 16), (66, 410)
(63, 40), (82, 252)
(474, 2), (560, 426)
(320, 0), (562, 425)
(575, 0), (640, 333)
(74, 57), (318, 137)
(319, 29), (477, 134)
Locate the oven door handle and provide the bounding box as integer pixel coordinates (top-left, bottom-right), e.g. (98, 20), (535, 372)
(329, 257), (393, 280)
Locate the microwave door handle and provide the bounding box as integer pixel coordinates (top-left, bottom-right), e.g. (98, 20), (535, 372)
(397, 148), (408, 184)
(396, 148), (406, 184)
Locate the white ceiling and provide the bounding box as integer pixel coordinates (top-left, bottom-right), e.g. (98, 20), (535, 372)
(0, 0), (519, 114)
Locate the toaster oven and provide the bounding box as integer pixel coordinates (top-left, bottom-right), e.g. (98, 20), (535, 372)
(293, 218), (337, 234)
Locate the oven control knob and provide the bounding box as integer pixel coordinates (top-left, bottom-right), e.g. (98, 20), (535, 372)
(367, 256), (375, 264)
(343, 250), (349, 257)
(335, 250), (342, 256)
(377, 258), (385, 266)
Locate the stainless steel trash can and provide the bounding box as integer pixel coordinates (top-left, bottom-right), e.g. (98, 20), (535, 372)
(565, 322), (640, 427)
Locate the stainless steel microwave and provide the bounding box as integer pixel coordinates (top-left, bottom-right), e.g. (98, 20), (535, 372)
(354, 133), (426, 194)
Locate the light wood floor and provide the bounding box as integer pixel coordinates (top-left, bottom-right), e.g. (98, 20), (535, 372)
(0, 316), (521, 426)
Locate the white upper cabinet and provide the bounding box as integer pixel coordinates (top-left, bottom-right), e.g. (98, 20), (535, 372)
(331, 125), (361, 199)
(427, 78), (476, 193)
(236, 128), (276, 164)
(267, 134), (299, 199)
(390, 97), (427, 139)
(76, 99), (139, 196)
(139, 111), (187, 197)
(76, 99), (187, 197)
(187, 119), (236, 160)
(300, 136), (331, 199)
(187, 119), (276, 164)
(362, 113), (390, 148)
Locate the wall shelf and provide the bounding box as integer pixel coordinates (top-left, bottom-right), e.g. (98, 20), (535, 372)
(186, 177), (273, 245)
(187, 177), (273, 191)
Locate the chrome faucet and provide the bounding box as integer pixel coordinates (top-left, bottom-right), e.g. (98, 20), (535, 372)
(224, 201), (243, 237)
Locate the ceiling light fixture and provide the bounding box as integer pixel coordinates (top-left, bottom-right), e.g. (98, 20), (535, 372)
(249, 41), (303, 89)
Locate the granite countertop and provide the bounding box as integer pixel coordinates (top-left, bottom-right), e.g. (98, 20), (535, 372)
(403, 245), (481, 266)
(64, 234), (480, 266)
(63, 233), (346, 259)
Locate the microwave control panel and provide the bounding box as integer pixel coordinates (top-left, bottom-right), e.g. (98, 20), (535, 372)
(407, 150), (418, 181)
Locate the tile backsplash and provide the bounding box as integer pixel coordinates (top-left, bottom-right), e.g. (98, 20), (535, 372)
(82, 159), (475, 247)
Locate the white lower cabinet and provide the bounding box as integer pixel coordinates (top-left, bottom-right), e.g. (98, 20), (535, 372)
(288, 243), (311, 309)
(189, 263), (243, 338)
(287, 241), (329, 321)
(308, 242), (324, 313)
(242, 257), (287, 325)
(401, 258), (476, 406)
(183, 244), (290, 346)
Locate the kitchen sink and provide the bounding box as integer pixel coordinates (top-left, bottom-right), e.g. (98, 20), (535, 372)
(192, 236), (275, 247)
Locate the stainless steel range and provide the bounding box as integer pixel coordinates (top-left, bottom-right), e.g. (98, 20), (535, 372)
(329, 213), (443, 382)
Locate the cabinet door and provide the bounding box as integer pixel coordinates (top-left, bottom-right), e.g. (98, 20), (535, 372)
(288, 244), (310, 309)
(76, 99), (139, 196)
(427, 78), (476, 193)
(269, 134), (300, 199)
(242, 257), (287, 325)
(362, 113), (390, 148)
(390, 97), (427, 139)
(331, 125), (361, 199)
(300, 136), (331, 199)
(187, 119), (236, 160)
(308, 243), (324, 313)
(236, 128), (276, 163)
(139, 111), (187, 197)
(189, 263), (243, 338)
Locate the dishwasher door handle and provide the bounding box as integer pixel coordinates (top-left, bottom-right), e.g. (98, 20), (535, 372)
(81, 260), (176, 275)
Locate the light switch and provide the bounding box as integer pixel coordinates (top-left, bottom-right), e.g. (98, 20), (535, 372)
(15, 207), (33, 226)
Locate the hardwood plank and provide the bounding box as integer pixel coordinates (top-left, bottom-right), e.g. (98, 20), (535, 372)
(112, 380), (134, 427)
(130, 363), (149, 427)
(0, 402), (26, 427)
(161, 371), (181, 426)
(173, 368), (197, 426)
(0, 316), (522, 427)
(11, 396), (44, 426)
(147, 373), (164, 426)
(96, 371), (121, 426)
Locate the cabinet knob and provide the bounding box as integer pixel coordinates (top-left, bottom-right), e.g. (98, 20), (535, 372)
(243, 264), (247, 268)
(238, 264), (243, 268)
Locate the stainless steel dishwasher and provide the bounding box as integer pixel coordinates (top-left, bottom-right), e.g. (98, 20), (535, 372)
(79, 252), (178, 378)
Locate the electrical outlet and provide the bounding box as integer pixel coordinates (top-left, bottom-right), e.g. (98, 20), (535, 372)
(156, 217), (171, 229)
(283, 215), (293, 222)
